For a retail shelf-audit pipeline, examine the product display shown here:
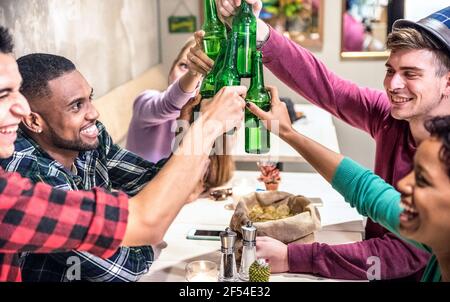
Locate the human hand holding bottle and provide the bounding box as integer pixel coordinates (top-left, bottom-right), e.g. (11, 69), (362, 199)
(216, 0), (262, 23)
(216, 0), (269, 44)
(187, 31), (215, 76)
(256, 236), (289, 273)
(246, 85), (294, 140)
(200, 86), (247, 137)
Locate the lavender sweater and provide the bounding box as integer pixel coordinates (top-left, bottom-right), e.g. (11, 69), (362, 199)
(126, 79), (196, 163)
(261, 26), (430, 280)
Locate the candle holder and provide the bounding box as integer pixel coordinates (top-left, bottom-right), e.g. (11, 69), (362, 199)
(185, 260), (218, 282)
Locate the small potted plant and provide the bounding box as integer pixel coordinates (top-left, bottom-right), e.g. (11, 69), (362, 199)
(257, 162), (281, 191)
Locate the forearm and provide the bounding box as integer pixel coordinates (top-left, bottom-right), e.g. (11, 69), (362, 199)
(0, 171), (128, 257)
(124, 116), (217, 246)
(288, 233), (430, 280)
(256, 19), (270, 46)
(179, 71), (202, 94)
(133, 80), (196, 126)
(260, 26), (387, 137)
(282, 129), (344, 183)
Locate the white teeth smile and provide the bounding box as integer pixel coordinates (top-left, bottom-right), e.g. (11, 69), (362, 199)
(400, 199), (419, 218)
(81, 124), (97, 135)
(391, 96), (412, 104)
(0, 125), (18, 134)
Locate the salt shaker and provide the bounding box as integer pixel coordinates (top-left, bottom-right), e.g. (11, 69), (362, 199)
(239, 221), (257, 281)
(219, 228), (238, 282)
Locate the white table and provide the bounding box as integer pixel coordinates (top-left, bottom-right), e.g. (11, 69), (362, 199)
(140, 171), (364, 282)
(230, 104), (340, 163)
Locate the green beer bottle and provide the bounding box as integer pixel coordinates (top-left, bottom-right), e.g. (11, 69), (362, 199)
(202, 0), (227, 61)
(245, 51), (270, 154)
(232, 1), (257, 78)
(214, 32), (241, 93)
(200, 38), (227, 99)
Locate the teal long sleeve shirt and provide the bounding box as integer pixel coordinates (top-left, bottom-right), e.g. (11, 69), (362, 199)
(332, 158), (441, 282)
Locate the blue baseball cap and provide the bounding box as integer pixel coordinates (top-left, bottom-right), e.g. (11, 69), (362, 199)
(393, 6), (450, 54)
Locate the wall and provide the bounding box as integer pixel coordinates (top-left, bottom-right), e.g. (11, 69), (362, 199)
(159, 0), (200, 75)
(160, 0), (378, 169)
(0, 0), (160, 97)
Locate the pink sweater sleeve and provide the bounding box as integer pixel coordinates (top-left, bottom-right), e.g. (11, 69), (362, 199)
(131, 78), (196, 127)
(261, 26), (390, 138)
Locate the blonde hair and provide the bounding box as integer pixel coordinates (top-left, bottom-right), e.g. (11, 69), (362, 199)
(169, 37), (196, 75)
(205, 155), (235, 190)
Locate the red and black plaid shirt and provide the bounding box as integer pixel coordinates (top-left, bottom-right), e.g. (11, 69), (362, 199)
(0, 168), (129, 282)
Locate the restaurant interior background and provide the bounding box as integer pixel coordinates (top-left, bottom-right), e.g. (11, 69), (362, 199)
(0, 0), (448, 171)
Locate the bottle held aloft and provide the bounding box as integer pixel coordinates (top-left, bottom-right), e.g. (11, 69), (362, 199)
(202, 0), (227, 61)
(214, 32), (241, 94)
(200, 38), (227, 99)
(245, 51), (271, 154)
(232, 1), (257, 78)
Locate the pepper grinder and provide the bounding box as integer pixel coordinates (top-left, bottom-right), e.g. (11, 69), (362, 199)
(239, 221), (257, 281)
(219, 227), (238, 282)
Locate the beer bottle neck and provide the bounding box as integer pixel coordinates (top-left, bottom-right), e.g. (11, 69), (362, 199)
(223, 34), (238, 69)
(204, 0), (219, 23)
(250, 53), (265, 90)
(240, 1), (252, 15)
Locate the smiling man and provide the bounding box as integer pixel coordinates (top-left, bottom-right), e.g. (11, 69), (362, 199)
(0, 26), (246, 282)
(211, 2), (450, 280)
(1, 53), (166, 282)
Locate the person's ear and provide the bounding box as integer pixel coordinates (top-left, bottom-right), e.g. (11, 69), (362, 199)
(21, 112), (44, 134)
(444, 71), (450, 98)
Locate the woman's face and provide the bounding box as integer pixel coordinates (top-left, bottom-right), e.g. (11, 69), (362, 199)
(397, 137), (450, 251)
(168, 48), (190, 85)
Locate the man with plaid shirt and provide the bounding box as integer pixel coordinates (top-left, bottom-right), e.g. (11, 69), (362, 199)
(1, 52), (196, 282)
(0, 26), (247, 282)
(2, 122), (164, 282)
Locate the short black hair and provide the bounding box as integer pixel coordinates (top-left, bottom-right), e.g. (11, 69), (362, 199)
(425, 116), (450, 178)
(0, 26), (14, 54)
(17, 53), (76, 101)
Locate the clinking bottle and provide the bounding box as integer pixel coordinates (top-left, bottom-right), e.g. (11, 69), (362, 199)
(245, 51), (271, 154)
(202, 0), (227, 61)
(232, 1), (257, 78)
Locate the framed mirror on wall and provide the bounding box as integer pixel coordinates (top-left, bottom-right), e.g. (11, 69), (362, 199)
(341, 0), (398, 59)
(341, 0), (450, 60)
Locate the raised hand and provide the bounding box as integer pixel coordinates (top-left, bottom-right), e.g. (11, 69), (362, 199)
(187, 31), (215, 76)
(216, 0), (263, 25)
(202, 85), (247, 135)
(246, 85), (294, 139)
